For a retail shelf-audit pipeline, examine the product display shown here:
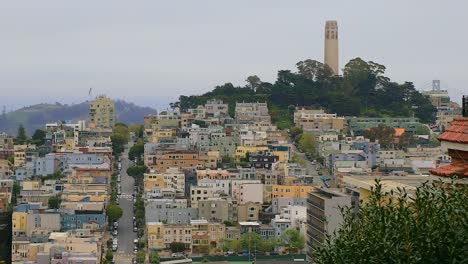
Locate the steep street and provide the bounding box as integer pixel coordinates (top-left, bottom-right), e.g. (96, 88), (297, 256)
(114, 142), (136, 263)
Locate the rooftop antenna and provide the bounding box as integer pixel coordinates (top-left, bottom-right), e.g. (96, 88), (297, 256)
(88, 87), (93, 101)
(432, 80), (440, 91)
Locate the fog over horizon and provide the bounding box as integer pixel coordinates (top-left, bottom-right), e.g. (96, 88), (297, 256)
(1, 0), (467, 112)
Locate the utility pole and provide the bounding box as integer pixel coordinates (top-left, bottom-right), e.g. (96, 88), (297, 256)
(248, 233), (251, 263)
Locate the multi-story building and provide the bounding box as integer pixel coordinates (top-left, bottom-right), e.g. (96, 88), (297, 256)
(0, 159), (13, 179)
(272, 185), (316, 199)
(236, 183), (263, 205)
(144, 168), (185, 196)
(347, 117), (424, 136)
(190, 219), (225, 254)
(198, 198), (236, 223)
(294, 108), (346, 133)
(248, 151), (279, 170)
(147, 151), (202, 172)
(146, 200), (198, 225)
(190, 186), (219, 208)
(306, 188), (356, 261)
(88, 95), (115, 128)
(197, 179), (231, 196)
(205, 99), (229, 117)
(196, 169), (231, 181)
(237, 202), (261, 222)
(68, 164), (111, 184)
(235, 102), (271, 124)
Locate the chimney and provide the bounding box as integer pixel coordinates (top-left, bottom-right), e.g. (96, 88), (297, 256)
(463, 95), (468, 117)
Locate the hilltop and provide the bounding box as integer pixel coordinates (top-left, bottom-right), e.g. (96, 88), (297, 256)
(175, 58), (436, 129)
(0, 100), (157, 135)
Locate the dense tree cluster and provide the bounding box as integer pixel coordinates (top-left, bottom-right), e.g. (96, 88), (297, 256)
(177, 58), (436, 128)
(313, 180), (468, 263)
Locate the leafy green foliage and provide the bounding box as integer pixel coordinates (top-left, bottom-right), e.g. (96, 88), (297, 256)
(105, 251), (113, 261)
(128, 141), (144, 161)
(48, 196), (61, 209)
(129, 124), (144, 139)
(149, 251), (160, 264)
(11, 182), (21, 206)
(170, 242), (186, 253)
(127, 165), (147, 177)
(15, 124), (28, 144)
(110, 134), (126, 155)
(136, 251), (146, 263)
(106, 204), (123, 223)
(415, 125), (430, 135)
(176, 58), (436, 125)
(258, 238), (278, 253)
(31, 129), (46, 145)
(298, 133), (317, 155)
(223, 220), (236, 227)
(313, 180), (468, 263)
(240, 232), (262, 250)
(41, 171), (64, 182)
(280, 229), (305, 250)
(362, 124), (395, 148)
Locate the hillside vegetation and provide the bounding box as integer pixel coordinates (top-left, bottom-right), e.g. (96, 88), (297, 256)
(176, 58), (436, 129)
(0, 100), (157, 135)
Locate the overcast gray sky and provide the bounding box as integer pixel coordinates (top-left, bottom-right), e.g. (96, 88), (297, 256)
(0, 0), (466, 111)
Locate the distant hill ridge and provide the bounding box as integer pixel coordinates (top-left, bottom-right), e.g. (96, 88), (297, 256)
(0, 100), (157, 135)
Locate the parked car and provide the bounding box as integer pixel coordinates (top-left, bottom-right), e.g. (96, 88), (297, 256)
(133, 227), (138, 232)
(113, 230), (118, 236)
(172, 253), (184, 258)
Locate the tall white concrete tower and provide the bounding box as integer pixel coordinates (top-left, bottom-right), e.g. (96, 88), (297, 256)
(324, 20), (339, 75)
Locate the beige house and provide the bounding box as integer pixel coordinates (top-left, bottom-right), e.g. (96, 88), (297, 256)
(237, 202), (262, 222)
(294, 108), (345, 133)
(89, 95), (115, 128)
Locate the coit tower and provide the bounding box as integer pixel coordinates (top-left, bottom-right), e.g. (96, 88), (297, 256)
(324, 20), (339, 75)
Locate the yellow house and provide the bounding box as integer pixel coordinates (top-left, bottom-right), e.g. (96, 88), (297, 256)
(147, 222), (165, 250)
(22, 181), (41, 191)
(234, 146), (269, 161)
(163, 225), (193, 250)
(150, 127), (177, 143)
(144, 168), (185, 194)
(272, 185), (316, 199)
(12, 212), (28, 233)
(272, 150), (289, 164)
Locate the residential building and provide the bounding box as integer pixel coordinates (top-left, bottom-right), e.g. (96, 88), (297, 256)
(146, 201), (198, 225)
(237, 202), (261, 222)
(144, 168), (186, 196)
(306, 188), (355, 261)
(236, 183), (263, 204)
(272, 185), (316, 199)
(190, 186), (219, 208)
(235, 102), (271, 124)
(88, 95), (115, 128)
(205, 99), (229, 117)
(347, 117), (424, 136)
(430, 116), (468, 178)
(198, 198), (236, 223)
(294, 108), (345, 133)
(147, 151), (202, 172)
